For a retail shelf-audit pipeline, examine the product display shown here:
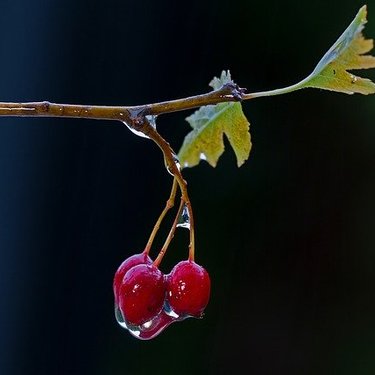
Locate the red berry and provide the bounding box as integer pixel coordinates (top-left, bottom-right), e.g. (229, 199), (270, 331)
(113, 252), (152, 304)
(118, 263), (166, 326)
(167, 260), (210, 318)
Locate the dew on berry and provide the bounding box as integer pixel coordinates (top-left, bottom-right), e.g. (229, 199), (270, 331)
(114, 303), (127, 329)
(114, 262), (196, 339)
(127, 311), (176, 340)
(176, 204), (190, 230)
(113, 252), (152, 304)
(166, 260), (211, 318)
(118, 263), (166, 326)
(163, 300), (180, 318)
(115, 300), (189, 340)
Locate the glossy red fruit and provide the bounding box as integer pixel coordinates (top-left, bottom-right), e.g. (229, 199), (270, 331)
(113, 252), (152, 304)
(118, 264), (166, 326)
(167, 260), (210, 318)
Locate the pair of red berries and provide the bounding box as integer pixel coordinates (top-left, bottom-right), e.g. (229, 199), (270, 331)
(113, 252), (210, 340)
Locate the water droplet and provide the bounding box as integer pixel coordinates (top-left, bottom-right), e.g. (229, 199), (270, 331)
(114, 304), (128, 329)
(123, 121), (150, 139)
(166, 154), (181, 176)
(115, 299), (198, 340)
(145, 115), (157, 129)
(351, 75), (357, 84)
(115, 303), (178, 340)
(163, 300), (180, 318)
(177, 204), (190, 230)
(122, 115), (157, 139)
(199, 153), (207, 161)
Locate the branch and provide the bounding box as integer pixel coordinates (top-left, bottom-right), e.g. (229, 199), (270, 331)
(0, 82), (245, 124)
(0, 84), (247, 262)
(137, 117), (196, 261)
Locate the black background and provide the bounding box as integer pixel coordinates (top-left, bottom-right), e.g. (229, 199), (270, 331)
(0, 1), (374, 374)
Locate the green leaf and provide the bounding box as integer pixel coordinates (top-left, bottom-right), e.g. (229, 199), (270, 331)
(178, 71), (251, 168)
(249, 5), (375, 99)
(303, 5), (375, 94)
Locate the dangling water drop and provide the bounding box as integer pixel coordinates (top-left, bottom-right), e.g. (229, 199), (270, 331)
(122, 115), (157, 139)
(115, 283), (200, 340)
(115, 303), (181, 340)
(163, 300), (180, 318)
(177, 204), (191, 230)
(123, 121), (150, 139)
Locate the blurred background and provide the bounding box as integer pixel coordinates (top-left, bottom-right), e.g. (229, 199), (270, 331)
(0, 0), (374, 374)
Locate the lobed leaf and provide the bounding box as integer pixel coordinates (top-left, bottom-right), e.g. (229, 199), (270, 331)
(178, 71), (251, 168)
(303, 5), (375, 94)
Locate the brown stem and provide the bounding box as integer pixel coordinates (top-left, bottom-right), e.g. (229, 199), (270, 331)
(144, 177), (178, 254)
(0, 101), (133, 122)
(141, 82), (245, 115)
(0, 82), (245, 122)
(0, 81), (246, 263)
(137, 117), (196, 261)
(153, 199), (185, 268)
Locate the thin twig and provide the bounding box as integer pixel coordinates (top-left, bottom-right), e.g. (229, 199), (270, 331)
(153, 199), (185, 268)
(144, 177), (178, 254)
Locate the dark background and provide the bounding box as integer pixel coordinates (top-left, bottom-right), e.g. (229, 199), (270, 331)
(0, 0), (374, 374)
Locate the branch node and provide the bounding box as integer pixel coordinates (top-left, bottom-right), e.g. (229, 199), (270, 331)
(128, 108), (147, 130)
(40, 101), (51, 112)
(221, 83), (246, 101)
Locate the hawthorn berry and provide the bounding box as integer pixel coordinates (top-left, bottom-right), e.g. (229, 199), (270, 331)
(166, 260), (210, 318)
(118, 263), (166, 326)
(113, 252), (152, 304)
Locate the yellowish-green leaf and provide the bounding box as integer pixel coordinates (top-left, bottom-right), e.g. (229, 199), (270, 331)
(303, 5), (375, 94)
(178, 71), (251, 168)
(249, 5), (375, 99)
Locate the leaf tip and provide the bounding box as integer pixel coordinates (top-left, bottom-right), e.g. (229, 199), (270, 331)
(359, 4), (368, 20)
(209, 70), (233, 90)
(301, 4), (375, 94)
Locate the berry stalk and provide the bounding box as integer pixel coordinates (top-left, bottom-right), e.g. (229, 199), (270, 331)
(153, 198), (185, 268)
(141, 119), (195, 261)
(144, 177), (178, 254)
(0, 84), (244, 265)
